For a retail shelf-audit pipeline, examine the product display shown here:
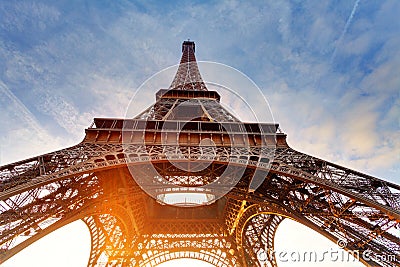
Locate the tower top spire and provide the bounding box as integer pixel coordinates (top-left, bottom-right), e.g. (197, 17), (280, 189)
(169, 40), (207, 91)
(182, 40), (195, 53)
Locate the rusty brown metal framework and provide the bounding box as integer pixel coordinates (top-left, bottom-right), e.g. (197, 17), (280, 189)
(0, 41), (399, 267)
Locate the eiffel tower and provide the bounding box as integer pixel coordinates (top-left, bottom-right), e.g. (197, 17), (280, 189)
(0, 41), (399, 267)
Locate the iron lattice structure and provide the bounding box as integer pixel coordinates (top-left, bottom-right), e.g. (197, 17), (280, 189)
(0, 41), (399, 267)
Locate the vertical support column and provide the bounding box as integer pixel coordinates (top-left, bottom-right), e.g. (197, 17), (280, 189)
(83, 212), (133, 267)
(239, 213), (284, 267)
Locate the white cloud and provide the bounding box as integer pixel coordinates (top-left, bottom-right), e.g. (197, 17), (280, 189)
(0, 80), (73, 164)
(0, 1), (60, 32)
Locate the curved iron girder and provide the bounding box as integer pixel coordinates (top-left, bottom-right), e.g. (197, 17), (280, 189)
(131, 237), (240, 267)
(240, 213), (284, 267)
(84, 215), (240, 267)
(84, 212), (134, 267)
(227, 188), (399, 267)
(0, 168), (143, 265)
(2, 145), (398, 216)
(1, 144), (399, 266)
(0, 173), (100, 262)
(231, 202), (297, 267)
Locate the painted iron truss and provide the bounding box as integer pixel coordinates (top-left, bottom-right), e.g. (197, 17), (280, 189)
(0, 41), (399, 267)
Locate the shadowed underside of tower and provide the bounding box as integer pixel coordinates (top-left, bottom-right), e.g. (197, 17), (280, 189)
(0, 41), (399, 267)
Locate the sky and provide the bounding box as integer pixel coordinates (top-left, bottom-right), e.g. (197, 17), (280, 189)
(0, 0), (399, 266)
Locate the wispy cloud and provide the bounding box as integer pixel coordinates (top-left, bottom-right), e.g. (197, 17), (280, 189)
(331, 0), (361, 63)
(0, 80), (46, 138)
(0, 80), (70, 164)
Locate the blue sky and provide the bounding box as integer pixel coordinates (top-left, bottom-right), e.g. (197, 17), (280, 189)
(0, 0), (398, 266)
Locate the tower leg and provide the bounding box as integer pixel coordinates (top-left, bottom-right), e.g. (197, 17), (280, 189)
(240, 214), (284, 267)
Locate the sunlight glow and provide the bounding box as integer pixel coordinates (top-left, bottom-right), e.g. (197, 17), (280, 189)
(158, 192), (215, 206)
